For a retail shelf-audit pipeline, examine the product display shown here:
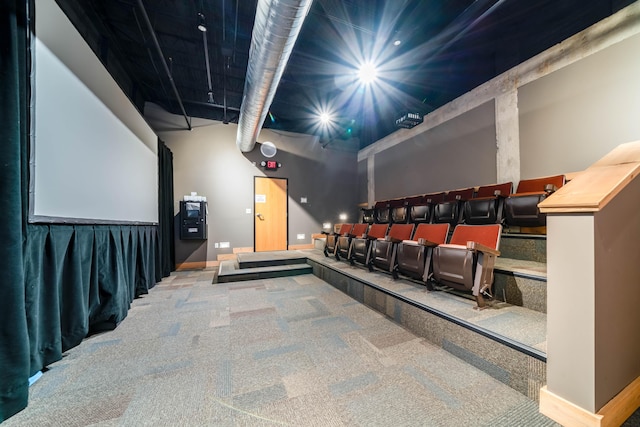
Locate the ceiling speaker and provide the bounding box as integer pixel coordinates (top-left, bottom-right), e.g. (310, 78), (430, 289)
(260, 141), (277, 158)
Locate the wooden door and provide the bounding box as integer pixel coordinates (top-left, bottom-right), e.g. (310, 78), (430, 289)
(254, 177), (288, 251)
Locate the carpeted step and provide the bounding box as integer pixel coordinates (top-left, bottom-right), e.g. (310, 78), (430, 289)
(214, 260), (312, 283)
(494, 257), (547, 313)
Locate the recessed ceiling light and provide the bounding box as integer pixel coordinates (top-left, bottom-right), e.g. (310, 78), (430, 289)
(319, 112), (331, 124)
(358, 62), (378, 85)
(393, 39), (402, 46)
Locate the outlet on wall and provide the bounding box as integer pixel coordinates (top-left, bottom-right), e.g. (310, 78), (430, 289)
(297, 234), (305, 240)
(219, 242), (230, 248)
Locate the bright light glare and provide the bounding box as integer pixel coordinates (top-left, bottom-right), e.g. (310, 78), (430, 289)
(319, 112), (331, 124)
(358, 62), (378, 85)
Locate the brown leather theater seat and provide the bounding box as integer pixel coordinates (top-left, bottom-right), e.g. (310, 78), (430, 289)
(324, 223), (353, 258)
(395, 223), (450, 281)
(432, 224), (502, 309)
(463, 182), (512, 225)
(433, 187), (475, 227)
(369, 223), (415, 273)
(504, 175), (564, 228)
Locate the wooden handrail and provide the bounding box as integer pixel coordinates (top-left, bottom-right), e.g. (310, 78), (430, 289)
(539, 140), (640, 213)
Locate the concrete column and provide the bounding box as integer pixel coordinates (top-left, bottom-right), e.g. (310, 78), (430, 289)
(495, 88), (520, 185)
(367, 155), (375, 207)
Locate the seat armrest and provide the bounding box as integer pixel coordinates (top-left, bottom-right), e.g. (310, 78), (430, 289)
(417, 238), (439, 247)
(388, 237), (403, 243)
(321, 231), (329, 235)
(466, 241), (501, 256)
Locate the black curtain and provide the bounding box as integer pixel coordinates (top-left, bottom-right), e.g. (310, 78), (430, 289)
(158, 139), (175, 277)
(0, 0), (164, 420)
(0, 0), (30, 420)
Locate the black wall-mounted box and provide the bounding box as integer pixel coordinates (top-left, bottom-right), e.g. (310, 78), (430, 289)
(179, 201), (207, 240)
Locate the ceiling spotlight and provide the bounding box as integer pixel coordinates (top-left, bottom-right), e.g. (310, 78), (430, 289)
(207, 91), (214, 103)
(319, 112), (331, 124)
(197, 13), (207, 32)
(358, 62), (377, 85)
(393, 39), (402, 46)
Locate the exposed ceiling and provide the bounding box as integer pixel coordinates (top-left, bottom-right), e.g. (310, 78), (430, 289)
(54, 0), (633, 149)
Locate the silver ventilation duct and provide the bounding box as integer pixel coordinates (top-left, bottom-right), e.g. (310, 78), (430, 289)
(236, 0), (313, 152)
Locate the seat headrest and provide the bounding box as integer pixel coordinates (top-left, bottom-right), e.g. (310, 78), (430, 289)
(449, 224), (502, 249)
(413, 223), (449, 244)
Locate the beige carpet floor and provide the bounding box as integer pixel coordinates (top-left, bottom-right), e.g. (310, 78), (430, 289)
(6, 270), (561, 426)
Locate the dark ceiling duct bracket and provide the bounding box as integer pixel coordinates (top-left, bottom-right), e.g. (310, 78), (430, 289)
(136, 0), (192, 131)
(236, 0), (313, 152)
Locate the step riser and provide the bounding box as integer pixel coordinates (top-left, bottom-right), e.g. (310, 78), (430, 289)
(500, 236), (547, 262)
(216, 266), (313, 283)
(238, 258), (308, 269)
(308, 259), (547, 401)
(494, 272), (547, 314)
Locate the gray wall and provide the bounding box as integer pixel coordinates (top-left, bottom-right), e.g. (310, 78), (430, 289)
(519, 33), (640, 178)
(146, 104), (358, 264)
(374, 101), (497, 200)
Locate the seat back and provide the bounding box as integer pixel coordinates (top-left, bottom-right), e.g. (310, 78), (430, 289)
(361, 208), (375, 224)
(449, 224), (501, 250)
(337, 223), (353, 236)
(367, 223), (389, 239)
(395, 223), (448, 281)
(515, 175), (564, 194)
(350, 223), (368, 238)
(505, 175), (564, 227)
(374, 201), (391, 224)
(325, 223), (352, 256)
(387, 223), (414, 241)
(475, 182), (512, 198)
(389, 198), (408, 224)
(463, 182), (512, 225)
(371, 223), (415, 272)
(433, 188), (474, 226)
(405, 195), (429, 223)
(412, 223), (450, 244)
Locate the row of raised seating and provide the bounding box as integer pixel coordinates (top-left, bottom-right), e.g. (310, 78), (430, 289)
(324, 220), (502, 309)
(322, 175), (563, 308)
(360, 175), (564, 229)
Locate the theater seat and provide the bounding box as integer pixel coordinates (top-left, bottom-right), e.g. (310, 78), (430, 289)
(374, 200), (391, 224)
(361, 207), (375, 224)
(406, 192), (445, 224)
(369, 223), (415, 273)
(323, 223), (352, 258)
(504, 175), (564, 228)
(336, 223), (368, 261)
(432, 224), (502, 309)
(463, 182), (512, 225)
(395, 223), (450, 281)
(349, 223), (388, 266)
(389, 198), (408, 224)
(433, 188), (475, 227)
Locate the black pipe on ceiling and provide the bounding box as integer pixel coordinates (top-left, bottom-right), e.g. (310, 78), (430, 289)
(136, 0), (192, 130)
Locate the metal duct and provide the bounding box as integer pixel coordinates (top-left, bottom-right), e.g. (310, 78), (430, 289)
(236, 0), (313, 152)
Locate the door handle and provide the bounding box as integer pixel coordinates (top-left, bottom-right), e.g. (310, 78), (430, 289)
(256, 213), (264, 220)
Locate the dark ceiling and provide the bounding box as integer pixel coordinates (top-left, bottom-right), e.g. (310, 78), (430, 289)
(54, 0), (633, 149)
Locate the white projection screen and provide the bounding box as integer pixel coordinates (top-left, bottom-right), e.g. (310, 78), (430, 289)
(31, 0), (158, 224)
